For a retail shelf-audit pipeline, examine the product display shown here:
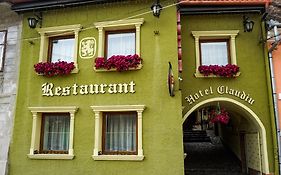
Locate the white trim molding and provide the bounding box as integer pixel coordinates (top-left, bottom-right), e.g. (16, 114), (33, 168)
(27, 154), (74, 160)
(90, 105), (145, 161)
(28, 106), (78, 160)
(191, 30), (239, 77)
(36, 24), (82, 73)
(92, 155), (144, 161)
(94, 18), (144, 58)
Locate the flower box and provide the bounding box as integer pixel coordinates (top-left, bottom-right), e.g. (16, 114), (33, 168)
(34, 61), (75, 77)
(198, 64), (239, 77)
(94, 54), (142, 72)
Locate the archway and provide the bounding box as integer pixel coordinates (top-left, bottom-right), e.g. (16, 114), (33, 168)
(182, 97), (269, 174)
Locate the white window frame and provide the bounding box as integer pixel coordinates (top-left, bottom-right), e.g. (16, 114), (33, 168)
(28, 106), (78, 160)
(94, 18), (144, 71)
(192, 30), (239, 77)
(36, 25), (81, 73)
(94, 18), (144, 58)
(91, 105), (145, 161)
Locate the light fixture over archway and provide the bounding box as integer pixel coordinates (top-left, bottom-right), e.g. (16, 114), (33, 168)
(151, 0), (162, 18)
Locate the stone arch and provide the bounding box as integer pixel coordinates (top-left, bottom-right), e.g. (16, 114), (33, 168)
(182, 97), (270, 174)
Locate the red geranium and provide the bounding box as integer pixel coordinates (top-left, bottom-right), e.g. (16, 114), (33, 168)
(95, 54), (142, 72)
(209, 109), (230, 125)
(198, 64), (239, 77)
(34, 61), (75, 77)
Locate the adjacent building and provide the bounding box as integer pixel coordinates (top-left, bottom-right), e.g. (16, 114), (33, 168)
(0, 2), (21, 175)
(267, 19), (281, 175)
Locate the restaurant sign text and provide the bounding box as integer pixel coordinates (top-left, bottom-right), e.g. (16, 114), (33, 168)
(41, 81), (136, 97)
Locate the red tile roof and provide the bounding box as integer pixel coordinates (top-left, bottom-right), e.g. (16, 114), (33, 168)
(180, 0), (271, 6)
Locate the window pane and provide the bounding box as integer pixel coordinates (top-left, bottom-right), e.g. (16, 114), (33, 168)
(42, 114), (70, 152)
(107, 32), (135, 58)
(200, 41), (228, 65)
(0, 31), (6, 44)
(104, 113), (136, 153)
(0, 46), (3, 71)
(50, 37), (75, 63)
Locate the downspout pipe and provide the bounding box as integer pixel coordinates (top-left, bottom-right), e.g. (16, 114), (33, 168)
(268, 22), (281, 175)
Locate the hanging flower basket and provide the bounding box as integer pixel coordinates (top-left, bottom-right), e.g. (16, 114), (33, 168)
(95, 54), (142, 72)
(209, 109), (230, 125)
(209, 104), (230, 125)
(198, 64), (239, 77)
(34, 61), (75, 77)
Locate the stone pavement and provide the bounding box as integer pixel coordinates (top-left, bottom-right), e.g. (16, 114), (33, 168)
(184, 142), (243, 175)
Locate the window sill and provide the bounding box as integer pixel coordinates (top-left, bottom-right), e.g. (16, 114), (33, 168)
(94, 64), (142, 72)
(27, 154), (74, 160)
(92, 155), (144, 161)
(194, 72), (241, 78)
(71, 67), (79, 73)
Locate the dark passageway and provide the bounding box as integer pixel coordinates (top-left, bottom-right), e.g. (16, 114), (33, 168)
(184, 141), (242, 175)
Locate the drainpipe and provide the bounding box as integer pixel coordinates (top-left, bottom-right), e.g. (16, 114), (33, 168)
(267, 19), (281, 175)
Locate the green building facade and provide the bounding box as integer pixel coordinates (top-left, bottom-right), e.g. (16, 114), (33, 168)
(179, 3), (278, 175)
(9, 1), (184, 175)
(8, 0), (279, 175)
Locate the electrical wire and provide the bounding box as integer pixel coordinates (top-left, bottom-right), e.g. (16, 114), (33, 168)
(6, 1), (181, 43)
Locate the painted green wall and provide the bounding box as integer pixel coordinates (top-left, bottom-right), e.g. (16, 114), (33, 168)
(181, 14), (276, 173)
(9, 1), (184, 175)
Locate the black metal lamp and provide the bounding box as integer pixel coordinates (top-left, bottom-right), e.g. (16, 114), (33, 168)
(151, 0), (162, 18)
(28, 13), (42, 29)
(243, 16), (254, 32)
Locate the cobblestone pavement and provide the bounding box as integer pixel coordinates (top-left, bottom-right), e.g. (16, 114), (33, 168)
(184, 142), (243, 175)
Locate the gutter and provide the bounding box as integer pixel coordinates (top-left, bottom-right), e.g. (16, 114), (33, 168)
(267, 19), (281, 175)
(178, 0), (271, 15)
(179, 0), (271, 6)
(179, 6), (266, 15)
(11, 0), (123, 13)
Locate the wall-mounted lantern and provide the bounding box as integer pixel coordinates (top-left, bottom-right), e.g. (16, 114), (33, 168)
(28, 12), (42, 29)
(243, 16), (254, 32)
(151, 0), (162, 18)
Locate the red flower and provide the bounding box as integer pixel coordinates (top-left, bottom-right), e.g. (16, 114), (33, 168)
(94, 54), (142, 71)
(34, 61), (75, 77)
(198, 64), (239, 77)
(209, 109), (230, 125)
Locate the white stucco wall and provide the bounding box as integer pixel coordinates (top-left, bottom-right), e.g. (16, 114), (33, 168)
(0, 2), (21, 175)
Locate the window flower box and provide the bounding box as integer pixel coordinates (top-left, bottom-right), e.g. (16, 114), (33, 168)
(34, 61), (75, 77)
(198, 64), (239, 77)
(94, 54), (142, 72)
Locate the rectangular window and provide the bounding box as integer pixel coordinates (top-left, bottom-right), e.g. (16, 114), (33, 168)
(105, 30), (136, 58)
(103, 112), (137, 155)
(200, 39), (230, 66)
(48, 35), (75, 63)
(0, 31), (7, 71)
(40, 113), (70, 154)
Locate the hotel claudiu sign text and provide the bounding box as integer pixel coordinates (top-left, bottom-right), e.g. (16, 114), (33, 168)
(185, 86), (255, 105)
